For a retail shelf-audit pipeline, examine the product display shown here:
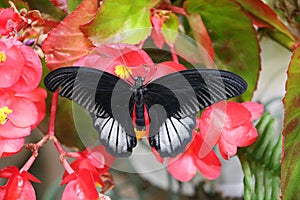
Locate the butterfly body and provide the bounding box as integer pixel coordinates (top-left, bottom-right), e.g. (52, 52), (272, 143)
(132, 80), (147, 132)
(44, 66), (247, 157)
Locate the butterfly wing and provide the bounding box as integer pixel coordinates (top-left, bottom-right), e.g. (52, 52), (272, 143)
(144, 68), (247, 157)
(44, 66), (136, 156)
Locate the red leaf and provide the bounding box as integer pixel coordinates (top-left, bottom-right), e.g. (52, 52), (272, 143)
(186, 13), (214, 61)
(237, 0), (294, 40)
(42, 0), (98, 70)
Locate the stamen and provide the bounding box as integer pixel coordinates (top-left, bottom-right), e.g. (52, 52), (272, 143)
(0, 106), (13, 125)
(114, 65), (132, 79)
(0, 51), (7, 63)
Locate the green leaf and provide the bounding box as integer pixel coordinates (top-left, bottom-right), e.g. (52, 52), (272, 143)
(67, 0), (82, 13)
(161, 13), (180, 46)
(81, 0), (159, 45)
(82, 0), (158, 44)
(238, 113), (281, 200)
(281, 45), (300, 200)
(185, 0), (260, 100)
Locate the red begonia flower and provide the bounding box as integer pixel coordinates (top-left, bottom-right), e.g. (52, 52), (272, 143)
(74, 44), (154, 82)
(0, 39), (43, 92)
(0, 88), (46, 157)
(62, 146), (114, 197)
(199, 101), (264, 159)
(0, 8), (24, 36)
(61, 169), (100, 200)
(0, 137), (24, 157)
(74, 44), (186, 82)
(150, 11), (168, 49)
(0, 166), (40, 199)
(15, 87), (47, 129)
(166, 132), (221, 182)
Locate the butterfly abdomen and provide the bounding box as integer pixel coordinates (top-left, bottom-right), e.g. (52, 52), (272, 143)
(133, 88), (146, 130)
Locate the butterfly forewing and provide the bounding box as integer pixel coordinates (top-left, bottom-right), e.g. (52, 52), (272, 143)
(44, 67), (137, 156)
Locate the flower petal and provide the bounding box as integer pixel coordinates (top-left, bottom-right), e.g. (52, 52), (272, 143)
(167, 153), (197, 182)
(0, 120), (31, 138)
(236, 124), (258, 147)
(18, 180), (37, 200)
(193, 150), (221, 180)
(242, 102), (264, 121)
(11, 45), (43, 93)
(222, 121), (258, 147)
(198, 101), (227, 157)
(62, 169), (99, 200)
(218, 136), (238, 160)
(0, 43), (24, 88)
(152, 61), (186, 80)
(8, 98), (38, 128)
(151, 15), (165, 49)
(226, 101), (251, 128)
(0, 137), (24, 157)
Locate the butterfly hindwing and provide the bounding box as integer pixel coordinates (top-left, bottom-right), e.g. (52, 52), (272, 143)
(93, 116), (136, 157)
(44, 66), (136, 156)
(149, 115), (196, 157)
(145, 69), (247, 156)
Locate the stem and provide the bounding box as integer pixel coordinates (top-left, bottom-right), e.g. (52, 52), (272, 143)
(48, 91), (59, 136)
(52, 136), (74, 174)
(168, 5), (187, 16)
(20, 135), (50, 172)
(20, 91), (74, 174)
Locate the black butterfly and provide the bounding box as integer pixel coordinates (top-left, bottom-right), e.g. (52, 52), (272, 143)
(44, 66), (247, 157)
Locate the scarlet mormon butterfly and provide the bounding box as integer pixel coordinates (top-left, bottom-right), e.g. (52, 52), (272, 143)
(44, 66), (247, 157)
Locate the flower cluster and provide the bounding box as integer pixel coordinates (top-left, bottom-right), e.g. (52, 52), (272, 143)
(0, 38), (46, 157)
(61, 146), (114, 200)
(0, 166), (40, 199)
(165, 101), (264, 182)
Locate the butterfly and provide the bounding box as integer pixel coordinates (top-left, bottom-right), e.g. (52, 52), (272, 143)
(44, 66), (247, 157)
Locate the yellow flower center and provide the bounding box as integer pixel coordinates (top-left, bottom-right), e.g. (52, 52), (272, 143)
(114, 65), (132, 79)
(134, 128), (146, 140)
(0, 51), (7, 63)
(0, 106), (13, 125)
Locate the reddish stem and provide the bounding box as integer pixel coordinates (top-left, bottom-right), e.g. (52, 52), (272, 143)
(20, 90), (73, 174)
(20, 135), (50, 172)
(52, 136), (74, 174)
(168, 5), (187, 16)
(48, 91), (59, 136)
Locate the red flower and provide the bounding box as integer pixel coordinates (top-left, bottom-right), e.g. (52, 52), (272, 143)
(0, 88), (46, 157)
(199, 101), (264, 159)
(150, 10), (169, 49)
(74, 44), (186, 82)
(0, 8), (24, 37)
(61, 146), (115, 198)
(166, 132), (221, 182)
(61, 169), (102, 200)
(0, 166), (40, 199)
(0, 38), (42, 93)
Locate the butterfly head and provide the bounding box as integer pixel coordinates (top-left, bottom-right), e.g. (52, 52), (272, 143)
(133, 76), (145, 89)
